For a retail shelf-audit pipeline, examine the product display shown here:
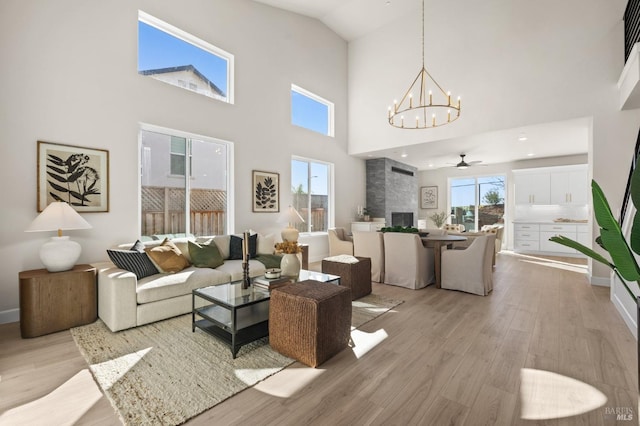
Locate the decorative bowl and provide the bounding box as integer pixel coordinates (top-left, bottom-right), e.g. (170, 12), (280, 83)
(265, 268), (281, 279)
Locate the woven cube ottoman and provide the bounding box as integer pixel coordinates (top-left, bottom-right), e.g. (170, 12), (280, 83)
(322, 256), (372, 300)
(269, 280), (352, 368)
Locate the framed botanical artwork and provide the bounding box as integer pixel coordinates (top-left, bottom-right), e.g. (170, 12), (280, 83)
(420, 186), (438, 209)
(252, 170), (279, 212)
(37, 141), (109, 212)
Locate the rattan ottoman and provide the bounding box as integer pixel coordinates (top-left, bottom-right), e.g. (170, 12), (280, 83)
(322, 256), (372, 300)
(269, 280), (352, 368)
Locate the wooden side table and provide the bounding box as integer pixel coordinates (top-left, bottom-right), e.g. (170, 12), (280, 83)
(19, 264), (97, 338)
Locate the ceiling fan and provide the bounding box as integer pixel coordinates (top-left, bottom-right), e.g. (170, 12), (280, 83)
(454, 154), (483, 169)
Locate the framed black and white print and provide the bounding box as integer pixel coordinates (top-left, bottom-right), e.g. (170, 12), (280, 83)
(420, 186), (438, 209)
(252, 170), (279, 212)
(37, 141), (109, 212)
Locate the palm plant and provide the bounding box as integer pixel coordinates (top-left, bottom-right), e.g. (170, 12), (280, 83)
(550, 165), (640, 390)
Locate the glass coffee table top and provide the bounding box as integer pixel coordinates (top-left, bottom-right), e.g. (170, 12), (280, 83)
(194, 281), (269, 308)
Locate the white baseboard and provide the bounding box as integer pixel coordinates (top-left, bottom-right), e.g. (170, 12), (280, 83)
(612, 292), (638, 339)
(590, 276), (610, 287)
(0, 308), (19, 324)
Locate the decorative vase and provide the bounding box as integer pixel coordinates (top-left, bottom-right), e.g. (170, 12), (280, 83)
(280, 253), (300, 278)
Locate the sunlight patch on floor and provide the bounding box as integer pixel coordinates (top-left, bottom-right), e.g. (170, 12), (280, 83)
(506, 252), (588, 274)
(253, 367), (325, 398)
(520, 368), (607, 420)
(234, 368), (285, 385)
(91, 347), (152, 390)
(0, 369), (102, 425)
(519, 259), (588, 274)
(350, 328), (388, 359)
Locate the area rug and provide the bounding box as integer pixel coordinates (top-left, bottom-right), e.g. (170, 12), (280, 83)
(71, 293), (403, 426)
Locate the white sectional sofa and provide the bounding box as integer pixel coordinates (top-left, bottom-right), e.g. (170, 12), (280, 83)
(96, 234), (276, 332)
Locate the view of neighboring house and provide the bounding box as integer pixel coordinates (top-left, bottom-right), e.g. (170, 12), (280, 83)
(140, 65), (226, 100)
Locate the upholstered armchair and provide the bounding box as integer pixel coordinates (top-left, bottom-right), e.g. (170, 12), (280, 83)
(441, 234), (495, 296)
(383, 232), (434, 289)
(327, 227), (354, 256)
(353, 231), (384, 282)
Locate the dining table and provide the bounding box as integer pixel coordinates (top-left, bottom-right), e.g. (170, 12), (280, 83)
(421, 234), (467, 288)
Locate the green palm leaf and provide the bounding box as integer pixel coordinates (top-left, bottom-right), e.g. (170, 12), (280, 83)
(548, 235), (612, 267)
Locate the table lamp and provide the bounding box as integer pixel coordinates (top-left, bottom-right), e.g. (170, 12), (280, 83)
(25, 201), (92, 272)
(281, 205), (305, 242)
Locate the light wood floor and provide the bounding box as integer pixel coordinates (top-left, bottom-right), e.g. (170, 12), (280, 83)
(1, 252), (637, 425)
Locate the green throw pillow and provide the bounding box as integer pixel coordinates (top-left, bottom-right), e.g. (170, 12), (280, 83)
(188, 240), (224, 268)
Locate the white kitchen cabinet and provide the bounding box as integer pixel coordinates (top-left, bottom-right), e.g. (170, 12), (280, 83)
(514, 222), (588, 256)
(514, 173), (550, 205)
(576, 225), (590, 247)
(540, 224), (577, 254)
(351, 221), (385, 233)
(514, 223), (540, 251)
(550, 167), (588, 205)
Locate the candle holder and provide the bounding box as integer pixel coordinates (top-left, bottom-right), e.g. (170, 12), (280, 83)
(242, 261), (250, 289)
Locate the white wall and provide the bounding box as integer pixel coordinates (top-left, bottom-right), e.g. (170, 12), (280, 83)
(0, 0), (366, 322)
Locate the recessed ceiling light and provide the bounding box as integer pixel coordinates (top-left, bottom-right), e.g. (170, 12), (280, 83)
(401, 153), (408, 158)
(518, 133), (528, 141)
(428, 163), (434, 167)
(527, 153), (535, 157)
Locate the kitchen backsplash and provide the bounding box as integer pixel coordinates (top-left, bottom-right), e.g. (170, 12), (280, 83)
(514, 204), (589, 222)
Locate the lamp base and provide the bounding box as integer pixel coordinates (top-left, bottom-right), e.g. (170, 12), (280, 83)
(40, 236), (81, 272)
(281, 227), (299, 243)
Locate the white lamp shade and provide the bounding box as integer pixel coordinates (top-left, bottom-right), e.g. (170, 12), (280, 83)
(281, 205), (305, 242)
(25, 202), (91, 272)
(25, 202), (92, 233)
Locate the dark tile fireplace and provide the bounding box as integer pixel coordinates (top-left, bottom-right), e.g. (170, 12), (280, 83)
(391, 212), (414, 227)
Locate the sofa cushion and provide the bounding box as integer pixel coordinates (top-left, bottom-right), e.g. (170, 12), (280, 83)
(257, 233), (276, 255)
(106, 244), (158, 279)
(229, 234), (258, 260)
(136, 266), (230, 304)
(145, 238), (191, 273)
(209, 235), (231, 260)
(188, 240), (224, 268)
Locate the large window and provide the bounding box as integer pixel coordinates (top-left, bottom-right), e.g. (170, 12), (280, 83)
(291, 157), (333, 233)
(450, 175), (505, 231)
(291, 84), (334, 137)
(138, 11), (234, 103)
(140, 125), (233, 238)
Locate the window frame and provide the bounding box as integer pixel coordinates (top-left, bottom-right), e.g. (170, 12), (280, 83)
(138, 11), (235, 104)
(448, 174), (506, 231)
(139, 123), (235, 236)
(291, 155), (335, 234)
(291, 84), (335, 137)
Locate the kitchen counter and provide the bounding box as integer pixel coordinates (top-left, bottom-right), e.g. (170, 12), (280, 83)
(513, 220), (589, 224)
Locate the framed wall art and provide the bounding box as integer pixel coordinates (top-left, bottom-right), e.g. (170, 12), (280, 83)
(37, 141), (109, 212)
(420, 186), (438, 209)
(252, 170), (279, 212)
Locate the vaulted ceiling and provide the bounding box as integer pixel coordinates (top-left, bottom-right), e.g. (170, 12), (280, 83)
(254, 0), (625, 170)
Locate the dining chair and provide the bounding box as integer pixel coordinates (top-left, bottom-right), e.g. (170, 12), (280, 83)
(383, 232), (434, 289)
(440, 234), (495, 296)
